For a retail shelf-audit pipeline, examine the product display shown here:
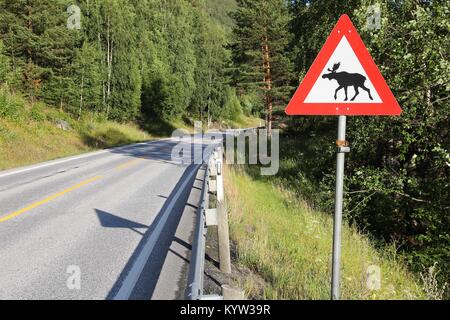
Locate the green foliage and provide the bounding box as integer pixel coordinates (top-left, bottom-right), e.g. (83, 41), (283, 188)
(288, 0), (450, 289)
(29, 102), (46, 122)
(189, 10), (234, 123)
(0, 86), (25, 121)
(239, 92), (264, 116)
(0, 40), (11, 83)
(72, 41), (103, 116)
(0, 0), (241, 124)
(347, 0), (449, 283)
(223, 87), (242, 121)
(205, 0), (237, 31)
(0, 87), (152, 170)
(290, 0), (362, 79)
(227, 167), (424, 300)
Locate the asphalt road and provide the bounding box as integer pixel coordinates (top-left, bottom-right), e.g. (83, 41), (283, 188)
(0, 136), (217, 300)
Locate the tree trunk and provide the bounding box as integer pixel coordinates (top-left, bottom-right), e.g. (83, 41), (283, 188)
(98, 31), (106, 111)
(25, 2), (34, 104)
(106, 15), (112, 118)
(26, 3), (33, 64)
(426, 86), (432, 117)
(206, 48), (214, 128)
(79, 74), (84, 119)
(262, 35), (273, 136)
(10, 28), (16, 74)
(108, 40), (113, 115)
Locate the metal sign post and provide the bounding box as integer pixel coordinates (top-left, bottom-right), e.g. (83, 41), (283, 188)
(331, 115), (349, 300)
(284, 14), (402, 301)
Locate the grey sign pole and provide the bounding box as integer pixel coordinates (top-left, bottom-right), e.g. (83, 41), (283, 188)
(331, 115), (350, 300)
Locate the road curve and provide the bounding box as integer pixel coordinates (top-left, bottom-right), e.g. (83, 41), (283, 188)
(0, 138), (212, 300)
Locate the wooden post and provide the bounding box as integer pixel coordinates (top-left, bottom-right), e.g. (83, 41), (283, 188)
(217, 201), (231, 273)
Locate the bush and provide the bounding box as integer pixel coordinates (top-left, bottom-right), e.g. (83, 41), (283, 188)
(224, 90), (243, 121)
(0, 87), (25, 121)
(29, 103), (46, 122)
(239, 92), (264, 117)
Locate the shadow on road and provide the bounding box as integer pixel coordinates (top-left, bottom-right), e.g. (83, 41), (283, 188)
(96, 209), (148, 236)
(104, 164), (200, 300)
(109, 140), (179, 163)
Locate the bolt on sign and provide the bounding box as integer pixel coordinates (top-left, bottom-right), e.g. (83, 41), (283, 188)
(285, 14), (401, 300)
(285, 14), (401, 116)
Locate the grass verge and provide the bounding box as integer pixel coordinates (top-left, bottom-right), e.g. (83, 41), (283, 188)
(0, 118), (152, 170)
(0, 87), (154, 170)
(222, 115), (263, 129)
(224, 165), (425, 300)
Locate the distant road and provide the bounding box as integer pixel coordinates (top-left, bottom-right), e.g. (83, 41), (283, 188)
(0, 136), (218, 299)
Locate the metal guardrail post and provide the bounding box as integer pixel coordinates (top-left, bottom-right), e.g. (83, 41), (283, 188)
(185, 160), (210, 300)
(186, 145), (233, 299)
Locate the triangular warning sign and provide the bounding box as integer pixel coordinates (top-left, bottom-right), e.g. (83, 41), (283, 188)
(285, 15), (401, 116)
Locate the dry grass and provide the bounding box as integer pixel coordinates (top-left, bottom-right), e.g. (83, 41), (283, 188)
(0, 118), (154, 170)
(224, 165), (425, 300)
(218, 115), (263, 130)
(0, 119), (89, 170)
(0, 86), (155, 170)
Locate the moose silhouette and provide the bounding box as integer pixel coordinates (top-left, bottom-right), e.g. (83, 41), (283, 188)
(322, 62), (373, 101)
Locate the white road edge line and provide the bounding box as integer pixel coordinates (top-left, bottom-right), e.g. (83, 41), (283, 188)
(113, 164), (201, 300)
(0, 140), (172, 179)
(0, 149), (109, 179)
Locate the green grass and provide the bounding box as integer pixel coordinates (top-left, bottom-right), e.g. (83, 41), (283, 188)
(80, 121), (151, 149)
(0, 117), (152, 170)
(224, 165), (425, 300)
(220, 115), (264, 129)
(0, 88), (154, 170)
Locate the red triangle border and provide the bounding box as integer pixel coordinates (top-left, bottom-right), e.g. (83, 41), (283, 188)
(285, 15), (401, 116)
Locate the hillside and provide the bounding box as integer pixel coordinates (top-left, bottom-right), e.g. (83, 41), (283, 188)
(0, 88), (153, 170)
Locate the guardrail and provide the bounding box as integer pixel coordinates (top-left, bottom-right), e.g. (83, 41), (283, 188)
(186, 144), (239, 300)
(185, 154), (209, 300)
(186, 128), (267, 300)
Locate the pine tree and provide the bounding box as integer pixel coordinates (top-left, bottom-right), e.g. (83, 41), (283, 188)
(0, 40), (11, 84)
(0, 0), (81, 106)
(231, 0), (294, 135)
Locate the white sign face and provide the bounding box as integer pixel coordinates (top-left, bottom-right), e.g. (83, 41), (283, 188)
(305, 36), (382, 103)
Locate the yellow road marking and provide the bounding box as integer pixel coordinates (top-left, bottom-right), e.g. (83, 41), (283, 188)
(115, 158), (145, 171)
(0, 176), (102, 223)
(1, 156), (148, 223)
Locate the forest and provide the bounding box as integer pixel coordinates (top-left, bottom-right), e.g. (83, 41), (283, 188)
(0, 0), (245, 126)
(0, 0), (448, 294)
